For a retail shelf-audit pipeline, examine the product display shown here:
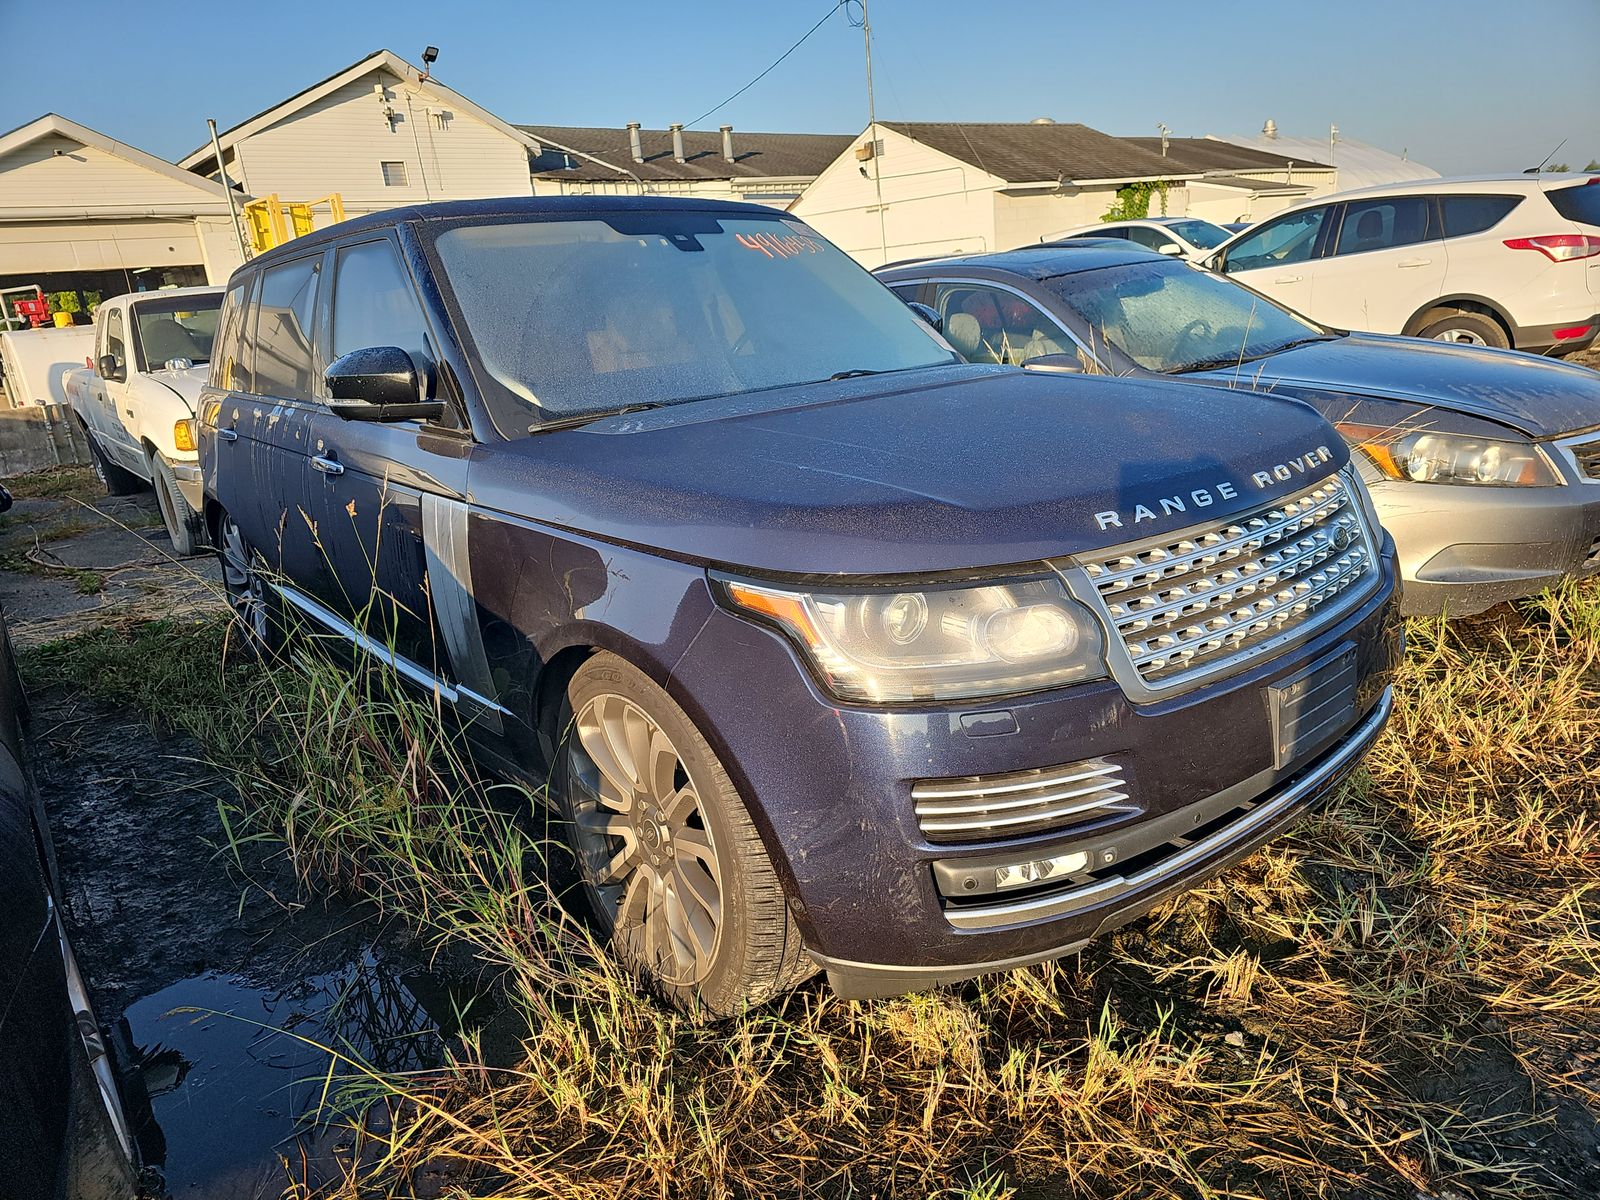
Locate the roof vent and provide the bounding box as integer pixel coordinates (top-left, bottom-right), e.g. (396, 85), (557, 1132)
(627, 121), (643, 163)
(720, 124), (735, 163)
(1031, 117), (1057, 125)
(670, 123), (686, 164)
(1263, 118), (1279, 139)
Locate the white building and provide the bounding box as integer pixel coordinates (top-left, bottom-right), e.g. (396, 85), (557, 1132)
(179, 49), (552, 219)
(1122, 136), (1337, 223)
(521, 124), (851, 207)
(1210, 123), (1439, 192)
(0, 113), (245, 309)
(791, 121), (1198, 267)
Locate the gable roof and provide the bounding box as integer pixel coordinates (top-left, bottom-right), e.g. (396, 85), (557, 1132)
(1123, 136), (1332, 173)
(520, 125), (852, 183)
(877, 122), (1198, 186)
(178, 49), (545, 174)
(1210, 131), (1439, 190)
(0, 112), (237, 208)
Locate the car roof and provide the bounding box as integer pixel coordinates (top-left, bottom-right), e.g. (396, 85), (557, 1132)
(243, 194), (790, 272)
(877, 240), (1163, 280)
(122, 284), (224, 302)
(1251, 173), (1600, 216)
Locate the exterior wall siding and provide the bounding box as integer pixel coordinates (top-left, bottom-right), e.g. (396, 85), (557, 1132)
(224, 67), (531, 211)
(0, 133), (220, 209)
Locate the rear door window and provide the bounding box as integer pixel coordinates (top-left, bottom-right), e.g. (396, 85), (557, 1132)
(250, 258), (321, 401)
(1440, 194), (1522, 237)
(1547, 181), (1600, 228)
(931, 283), (1072, 365)
(1331, 196), (1438, 256)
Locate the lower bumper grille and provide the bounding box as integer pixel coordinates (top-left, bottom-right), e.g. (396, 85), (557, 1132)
(1568, 438), (1600, 481)
(913, 759), (1135, 843)
(1584, 534), (1600, 572)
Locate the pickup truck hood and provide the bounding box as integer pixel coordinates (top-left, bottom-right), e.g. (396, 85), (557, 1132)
(470, 365), (1350, 576)
(1191, 333), (1600, 440)
(146, 364), (208, 413)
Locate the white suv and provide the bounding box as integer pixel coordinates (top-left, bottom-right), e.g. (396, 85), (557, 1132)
(1208, 176), (1600, 356)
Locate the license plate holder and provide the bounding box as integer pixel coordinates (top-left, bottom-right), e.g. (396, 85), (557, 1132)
(1268, 644), (1358, 771)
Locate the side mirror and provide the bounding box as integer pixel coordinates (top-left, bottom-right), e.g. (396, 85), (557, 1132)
(163, 357), (194, 372)
(98, 354), (123, 382)
(1023, 353), (1086, 375)
(906, 301), (943, 332)
(324, 347), (445, 423)
(1158, 243), (1184, 256)
(0, 485), (11, 515)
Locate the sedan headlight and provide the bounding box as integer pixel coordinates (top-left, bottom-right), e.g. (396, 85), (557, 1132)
(721, 573), (1106, 703)
(1336, 422), (1560, 487)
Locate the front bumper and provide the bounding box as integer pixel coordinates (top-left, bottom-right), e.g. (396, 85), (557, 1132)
(170, 460), (203, 512)
(666, 539), (1401, 999)
(1368, 467), (1600, 617)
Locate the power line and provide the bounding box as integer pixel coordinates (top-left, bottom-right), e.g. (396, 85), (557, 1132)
(685, 2), (846, 128)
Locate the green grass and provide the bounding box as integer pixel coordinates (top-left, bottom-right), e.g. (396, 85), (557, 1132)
(23, 579), (1600, 1199)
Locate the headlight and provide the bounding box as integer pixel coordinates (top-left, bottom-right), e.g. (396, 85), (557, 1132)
(1335, 422), (1560, 487)
(721, 573), (1107, 703)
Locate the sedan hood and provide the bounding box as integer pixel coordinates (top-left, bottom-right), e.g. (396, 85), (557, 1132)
(1193, 333), (1600, 439)
(472, 366), (1350, 576)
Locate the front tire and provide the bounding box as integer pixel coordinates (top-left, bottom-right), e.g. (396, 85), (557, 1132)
(553, 653), (813, 1016)
(216, 510), (284, 654)
(149, 452), (204, 556)
(1417, 310), (1510, 349)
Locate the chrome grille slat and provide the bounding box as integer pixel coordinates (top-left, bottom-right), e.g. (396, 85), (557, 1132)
(912, 758), (1133, 842)
(1083, 474), (1379, 689)
(1570, 438), (1600, 481)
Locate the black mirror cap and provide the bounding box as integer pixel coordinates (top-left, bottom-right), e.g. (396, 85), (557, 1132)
(1022, 352), (1086, 375)
(97, 354), (121, 380)
(0, 485), (11, 515)
(324, 347), (445, 423)
(906, 301), (942, 332)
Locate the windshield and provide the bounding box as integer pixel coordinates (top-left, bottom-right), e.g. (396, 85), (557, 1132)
(432, 213), (955, 433)
(1165, 219), (1232, 250)
(132, 293), (221, 368)
(1043, 259), (1327, 373)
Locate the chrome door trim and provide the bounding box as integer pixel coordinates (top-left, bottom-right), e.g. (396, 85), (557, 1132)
(422, 493), (504, 732)
(272, 578), (511, 724)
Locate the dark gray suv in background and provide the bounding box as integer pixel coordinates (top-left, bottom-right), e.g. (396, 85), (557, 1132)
(200, 197), (1400, 1014)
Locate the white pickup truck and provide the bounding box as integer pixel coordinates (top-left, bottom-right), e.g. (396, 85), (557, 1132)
(63, 286), (223, 555)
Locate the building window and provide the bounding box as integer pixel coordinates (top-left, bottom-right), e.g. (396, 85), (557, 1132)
(380, 160), (409, 187)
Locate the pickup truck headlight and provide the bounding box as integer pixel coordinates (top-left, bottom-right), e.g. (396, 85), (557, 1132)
(1336, 423), (1560, 487)
(721, 573), (1107, 703)
(173, 418), (197, 453)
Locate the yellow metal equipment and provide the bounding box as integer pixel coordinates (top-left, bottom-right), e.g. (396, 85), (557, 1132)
(242, 193), (347, 253)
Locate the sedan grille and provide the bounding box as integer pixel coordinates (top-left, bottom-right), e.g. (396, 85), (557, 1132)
(1570, 439), (1600, 481)
(913, 759), (1135, 843)
(1082, 474), (1377, 688)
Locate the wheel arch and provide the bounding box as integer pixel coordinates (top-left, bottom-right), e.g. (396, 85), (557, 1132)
(1402, 295), (1516, 341)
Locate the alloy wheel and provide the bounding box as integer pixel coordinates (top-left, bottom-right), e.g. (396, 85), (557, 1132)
(564, 692), (725, 986)
(1432, 328), (1487, 346)
(218, 515), (270, 643)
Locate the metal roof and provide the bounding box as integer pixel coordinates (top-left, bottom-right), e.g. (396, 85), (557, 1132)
(520, 125), (852, 183)
(1124, 136), (1333, 173)
(1208, 132), (1439, 190)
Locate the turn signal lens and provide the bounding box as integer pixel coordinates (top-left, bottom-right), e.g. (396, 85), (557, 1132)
(722, 573), (1107, 703)
(173, 418), (197, 452)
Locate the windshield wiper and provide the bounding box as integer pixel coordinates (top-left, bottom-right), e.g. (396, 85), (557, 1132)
(528, 402), (663, 434)
(828, 368), (887, 380)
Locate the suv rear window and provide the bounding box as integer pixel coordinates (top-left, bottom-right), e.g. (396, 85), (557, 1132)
(1441, 195), (1521, 238)
(1547, 181), (1600, 228)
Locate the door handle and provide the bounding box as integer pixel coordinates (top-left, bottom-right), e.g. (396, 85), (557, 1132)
(1397, 258), (1432, 268)
(311, 454), (345, 477)
(216, 427), (239, 442)
(1273, 274), (1303, 284)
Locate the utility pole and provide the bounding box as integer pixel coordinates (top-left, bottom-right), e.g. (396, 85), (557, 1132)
(861, 0), (888, 264)
(208, 118), (251, 260)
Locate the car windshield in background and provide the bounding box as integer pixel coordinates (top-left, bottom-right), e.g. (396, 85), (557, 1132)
(432, 214), (956, 433)
(1043, 259), (1328, 373)
(133, 294), (221, 367)
(1166, 219), (1232, 250)
(1548, 179), (1600, 227)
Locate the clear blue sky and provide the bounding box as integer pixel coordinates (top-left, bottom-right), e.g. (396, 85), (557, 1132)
(3, 0), (1596, 174)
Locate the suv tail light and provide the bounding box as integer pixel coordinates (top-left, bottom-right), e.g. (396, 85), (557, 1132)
(1503, 234), (1600, 262)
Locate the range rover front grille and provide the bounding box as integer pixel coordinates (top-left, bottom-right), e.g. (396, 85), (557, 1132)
(912, 759), (1135, 843)
(1081, 474), (1378, 689)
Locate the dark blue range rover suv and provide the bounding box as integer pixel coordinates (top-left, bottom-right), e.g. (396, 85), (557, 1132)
(199, 197), (1401, 1014)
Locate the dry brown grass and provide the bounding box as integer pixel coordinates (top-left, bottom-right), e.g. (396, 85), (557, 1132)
(33, 579), (1600, 1199)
